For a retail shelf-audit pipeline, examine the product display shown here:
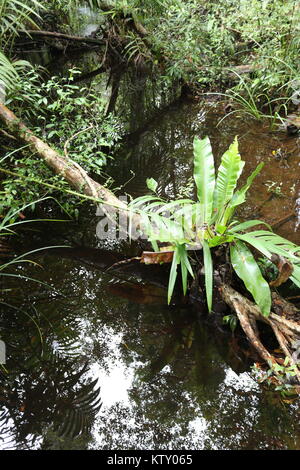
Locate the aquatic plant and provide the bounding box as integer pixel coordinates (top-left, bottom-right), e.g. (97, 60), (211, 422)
(212, 71), (293, 128)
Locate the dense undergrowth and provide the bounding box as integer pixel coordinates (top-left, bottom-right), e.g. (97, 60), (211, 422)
(0, 0), (300, 407)
(94, 0), (300, 105)
(1, 66), (122, 216)
(1, 0), (300, 214)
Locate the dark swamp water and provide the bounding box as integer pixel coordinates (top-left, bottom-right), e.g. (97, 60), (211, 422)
(1, 17), (300, 450)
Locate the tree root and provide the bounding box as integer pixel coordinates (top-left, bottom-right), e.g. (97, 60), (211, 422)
(220, 284), (300, 389)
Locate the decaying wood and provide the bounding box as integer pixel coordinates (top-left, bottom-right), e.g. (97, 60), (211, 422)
(269, 254), (294, 287)
(220, 284), (277, 368)
(140, 251), (174, 265)
(19, 30), (105, 46)
(272, 291), (300, 317)
(107, 250), (175, 271)
(220, 284), (300, 386)
(0, 103), (146, 230)
(271, 211), (295, 230)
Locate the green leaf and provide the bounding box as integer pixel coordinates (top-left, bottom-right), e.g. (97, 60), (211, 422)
(228, 219), (272, 233)
(146, 177), (158, 193)
(156, 199), (194, 214)
(168, 245), (179, 304)
(236, 230), (300, 263)
(221, 162), (264, 225)
(232, 162), (264, 206)
(0, 51), (31, 96)
(230, 240), (271, 316)
(168, 244), (195, 298)
(208, 234), (234, 247)
(128, 194), (162, 208)
(193, 136), (215, 225)
(215, 224), (227, 234)
(284, 356), (290, 367)
(151, 240), (159, 252)
(233, 232), (272, 259)
(212, 136), (245, 223)
(147, 213), (187, 244)
(203, 240), (213, 312)
(181, 261), (188, 296)
(290, 265), (300, 288)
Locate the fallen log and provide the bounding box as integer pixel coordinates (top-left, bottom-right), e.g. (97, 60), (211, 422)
(0, 103), (129, 213)
(18, 30), (105, 46)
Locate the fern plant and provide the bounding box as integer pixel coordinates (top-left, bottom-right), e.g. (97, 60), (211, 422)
(0, 0), (44, 50)
(129, 136), (300, 316)
(0, 197), (69, 287)
(0, 51), (33, 101)
(0, 0), (44, 96)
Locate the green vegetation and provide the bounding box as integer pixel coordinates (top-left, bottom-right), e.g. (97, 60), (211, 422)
(253, 357), (300, 395)
(1, 0), (300, 115)
(0, 0), (300, 407)
(0, 0), (44, 49)
(98, 0), (300, 122)
(1, 0), (299, 219)
(1, 67), (121, 215)
(0, 1), (123, 216)
(0, 198), (64, 282)
(129, 136), (300, 314)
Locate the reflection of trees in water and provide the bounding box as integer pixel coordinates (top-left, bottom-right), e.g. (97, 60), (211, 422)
(0, 360), (101, 450)
(96, 399), (201, 450)
(84, 288), (300, 450)
(95, 372), (300, 450)
(113, 68), (181, 135)
(85, 289), (300, 450)
(202, 383), (300, 450)
(0, 299), (101, 450)
(1, 251), (300, 450)
(110, 96), (219, 201)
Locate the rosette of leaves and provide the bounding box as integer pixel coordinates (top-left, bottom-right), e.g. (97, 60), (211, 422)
(129, 136), (300, 316)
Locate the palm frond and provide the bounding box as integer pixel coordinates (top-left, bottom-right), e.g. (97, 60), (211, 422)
(0, 50), (32, 99)
(0, 0), (44, 49)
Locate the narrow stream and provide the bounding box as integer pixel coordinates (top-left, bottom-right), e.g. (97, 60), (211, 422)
(1, 25), (300, 450)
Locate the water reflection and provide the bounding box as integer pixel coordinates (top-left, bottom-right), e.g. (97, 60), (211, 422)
(110, 97), (300, 244)
(1, 66), (300, 449)
(1, 246), (299, 449)
(94, 359), (300, 450)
